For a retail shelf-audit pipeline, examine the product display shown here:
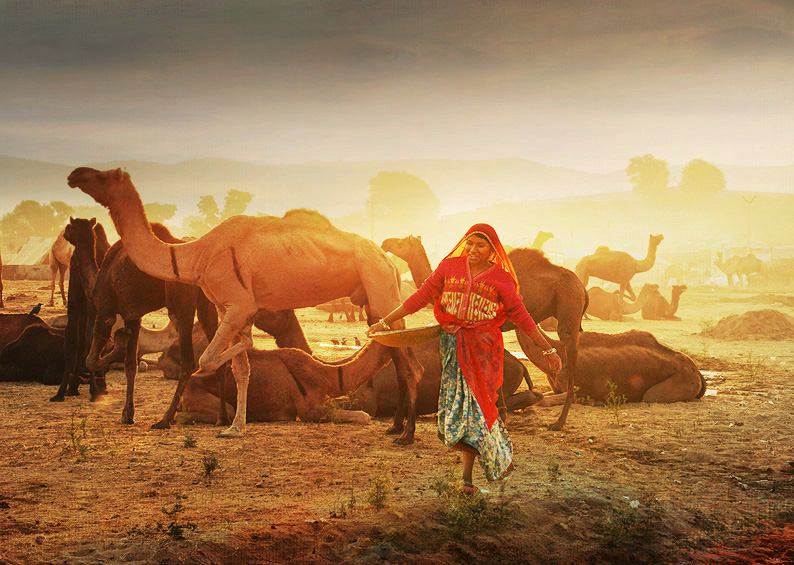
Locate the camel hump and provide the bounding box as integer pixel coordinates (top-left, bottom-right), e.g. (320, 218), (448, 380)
(508, 247), (552, 270)
(150, 222), (183, 244)
(282, 208), (334, 229)
(595, 245), (610, 253)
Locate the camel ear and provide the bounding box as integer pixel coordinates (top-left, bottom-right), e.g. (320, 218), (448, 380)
(89, 218), (96, 227)
(417, 235), (422, 241)
(69, 216), (74, 223)
(113, 168), (124, 181)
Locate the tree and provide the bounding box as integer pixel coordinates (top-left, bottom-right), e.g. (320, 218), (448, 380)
(144, 202), (178, 225)
(0, 200), (75, 240)
(368, 172), (440, 239)
(625, 154), (670, 195)
(187, 190), (254, 237)
(679, 159), (726, 197)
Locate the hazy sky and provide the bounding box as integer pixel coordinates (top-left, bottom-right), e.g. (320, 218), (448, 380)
(1, 0), (793, 172)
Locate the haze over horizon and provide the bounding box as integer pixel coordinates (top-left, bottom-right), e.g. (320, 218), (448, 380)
(2, 1), (793, 176)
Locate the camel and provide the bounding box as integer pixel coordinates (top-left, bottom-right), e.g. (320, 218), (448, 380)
(715, 252), (766, 287)
(505, 248), (588, 431)
(68, 167), (423, 442)
(82, 222), (230, 429)
(585, 283), (658, 321)
(160, 331), (543, 423)
(526, 329), (705, 404)
(0, 249), (4, 308)
(48, 228), (74, 306)
(530, 231), (554, 250)
(663, 263), (690, 287)
(0, 313), (54, 351)
(575, 234), (664, 306)
(316, 298), (365, 322)
(50, 218), (111, 402)
(178, 339), (394, 424)
(381, 235), (433, 288)
(642, 285), (687, 320)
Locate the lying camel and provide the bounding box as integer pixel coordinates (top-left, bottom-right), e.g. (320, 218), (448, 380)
(642, 285), (687, 321)
(160, 332), (543, 422)
(585, 283), (657, 321)
(178, 339), (394, 424)
(525, 329), (705, 404)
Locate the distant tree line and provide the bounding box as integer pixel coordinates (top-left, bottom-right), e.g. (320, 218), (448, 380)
(626, 154), (726, 197)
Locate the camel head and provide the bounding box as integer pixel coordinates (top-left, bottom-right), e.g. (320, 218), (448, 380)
(381, 235), (422, 257)
(67, 167), (129, 208)
(63, 216), (97, 246)
(650, 234), (664, 248)
(672, 285), (688, 297)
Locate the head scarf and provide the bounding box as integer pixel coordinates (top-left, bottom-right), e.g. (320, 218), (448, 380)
(443, 223), (518, 288)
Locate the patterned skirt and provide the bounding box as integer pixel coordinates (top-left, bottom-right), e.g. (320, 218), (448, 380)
(437, 332), (513, 481)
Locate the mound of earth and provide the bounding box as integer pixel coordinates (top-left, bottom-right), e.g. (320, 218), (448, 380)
(701, 309), (794, 341)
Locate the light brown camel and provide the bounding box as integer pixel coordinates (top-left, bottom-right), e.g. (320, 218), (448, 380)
(67, 167), (423, 442)
(506, 248), (588, 431)
(715, 252), (766, 287)
(526, 329), (705, 404)
(530, 230), (554, 250)
(642, 285), (687, 320)
(575, 234), (664, 306)
(178, 339), (394, 424)
(381, 235), (433, 288)
(663, 263), (690, 287)
(316, 298), (364, 322)
(585, 283), (658, 321)
(48, 228), (74, 306)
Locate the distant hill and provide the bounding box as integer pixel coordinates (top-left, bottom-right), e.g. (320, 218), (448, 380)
(3, 155), (790, 223)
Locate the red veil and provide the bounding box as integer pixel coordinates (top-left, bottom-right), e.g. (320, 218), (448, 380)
(443, 223), (518, 288)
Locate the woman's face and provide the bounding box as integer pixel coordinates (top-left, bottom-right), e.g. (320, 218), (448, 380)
(464, 234), (493, 270)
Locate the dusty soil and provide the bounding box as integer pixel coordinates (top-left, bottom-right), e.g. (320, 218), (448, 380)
(1, 280), (793, 565)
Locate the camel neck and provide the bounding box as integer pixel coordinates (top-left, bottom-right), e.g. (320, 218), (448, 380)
(636, 240), (659, 273)
(72, 237), (99, 296)
(108, 184), (196, 284)
(333, 342), (391, 395)
(409, 251), (433, 287)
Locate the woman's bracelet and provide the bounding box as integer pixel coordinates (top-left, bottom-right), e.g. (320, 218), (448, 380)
(378, 318), (390, 330)
(541, 347), (556, 356)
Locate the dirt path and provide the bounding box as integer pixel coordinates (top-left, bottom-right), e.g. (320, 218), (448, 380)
(0, 280), (793, 564)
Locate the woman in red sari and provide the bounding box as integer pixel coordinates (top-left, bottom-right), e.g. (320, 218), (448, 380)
(368, 224), (562, 493)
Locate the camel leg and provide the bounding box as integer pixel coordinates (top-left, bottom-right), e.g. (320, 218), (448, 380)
(195, 294), (230, 426)
(218, 347), (251, 438)
(548, 329), (580, 432)
(387, 347), (423, 445)
(119, 320), (142, 424)
(642, 371), (703, 403)
(196, 308), (255, 373)
(49, 265), (57, 307)
(59, 265), (68, 305)
(385, 369), (408, 435)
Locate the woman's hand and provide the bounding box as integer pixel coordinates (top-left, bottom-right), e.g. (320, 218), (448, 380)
(546, 352), (562, 374)
(366, 320), (388, 337)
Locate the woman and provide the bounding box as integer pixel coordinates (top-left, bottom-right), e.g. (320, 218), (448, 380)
(367, 224), (562, 493)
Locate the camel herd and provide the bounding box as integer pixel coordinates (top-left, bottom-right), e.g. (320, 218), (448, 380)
(6, 165), (773, 444)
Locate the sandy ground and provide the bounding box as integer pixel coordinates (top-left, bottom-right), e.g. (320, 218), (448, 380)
(1, 279), (793, 564)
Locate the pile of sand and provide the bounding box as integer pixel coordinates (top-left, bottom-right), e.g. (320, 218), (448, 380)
(702, 309), (794, 341)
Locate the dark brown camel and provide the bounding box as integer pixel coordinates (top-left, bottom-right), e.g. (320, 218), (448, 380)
(178, 340), (395, 424)
(642, 285), (687, 320)
(505, 248), (588, 431)
(160, 331), (542, 423)
(0, 313), (54, 350)
(526, 329), (706, 404)
(83, 222), (230, 428)
(575, 234), (664, 304)
(0, 248), (4, 308)
(50, 218), (111, 402)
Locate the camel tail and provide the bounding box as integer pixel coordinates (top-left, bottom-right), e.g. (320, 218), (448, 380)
(695, 372), (707, 399)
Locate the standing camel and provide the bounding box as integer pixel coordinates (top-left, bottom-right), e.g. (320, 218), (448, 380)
(575, 234), (664, 307)
(381, 235), (433, 288)
(48, 228), (74, 306)
(67, 167), (423, 443)
(506, 248), (588, 431)
(80, 222), (230, 429)
(50, 218), (111, 402)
